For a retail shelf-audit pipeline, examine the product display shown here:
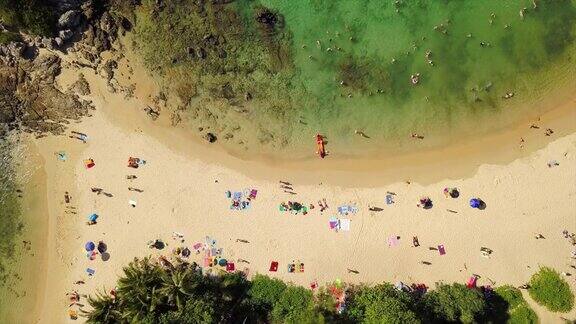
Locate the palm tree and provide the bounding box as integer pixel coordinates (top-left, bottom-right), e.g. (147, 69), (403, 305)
(157, 267), (197, 311)
(84, 290), (121, 324)
(116, 257), (164, 321)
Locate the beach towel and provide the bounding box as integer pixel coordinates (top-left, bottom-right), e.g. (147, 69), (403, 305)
(388, 236), (399, 247)
(226, 262), (235, 272)
(233, 192), (242, 201)
(249, 189), (258, 199)
(88, 213), (98, 222)
(203, 257), (211, 267)
(86, 268), (95, 276)
(329, 217), (339, 229)
(193, 242), (203, 251)
(337, 205), (349, 215)
(269, 261), (279, 272)
(225, 191), (231, 198)
(339, 219), (351, 231)
(438, 244), (446, 255)
(128, 199), (137, 207)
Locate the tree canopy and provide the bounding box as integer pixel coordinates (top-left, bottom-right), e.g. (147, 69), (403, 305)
(84, 256), (548, 323)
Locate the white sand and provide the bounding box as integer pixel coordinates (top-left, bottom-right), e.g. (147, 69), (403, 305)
(22, 51), (576, 323)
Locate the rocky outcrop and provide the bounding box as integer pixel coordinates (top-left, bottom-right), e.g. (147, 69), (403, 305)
(0, 50), (92, 136)
(68, 73), (90, 95)
(58, 10), (83, 29)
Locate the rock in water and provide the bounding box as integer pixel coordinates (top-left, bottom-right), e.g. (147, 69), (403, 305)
(204, 133), (217, 143)
(58, 10), (82, 29)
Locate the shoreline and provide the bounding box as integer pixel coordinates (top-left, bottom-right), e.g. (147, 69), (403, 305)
(0, 136), (49, 323)
(79, 37), (575, 187)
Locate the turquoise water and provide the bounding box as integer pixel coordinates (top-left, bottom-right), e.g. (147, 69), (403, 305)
(252, 0), (576, 150)
(134, 0), (576, 156)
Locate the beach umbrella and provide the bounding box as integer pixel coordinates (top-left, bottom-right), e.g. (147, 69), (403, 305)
(218, 258), (228, 266)
(97, 241), (107, 253)
(88, 213), (98, 222)
(470, 198), (481, 208)
(85, 241), (95, 251)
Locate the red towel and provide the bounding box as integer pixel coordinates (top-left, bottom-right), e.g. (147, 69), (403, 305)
(269, 261), (278, 272)
(226, 263), (235, 272)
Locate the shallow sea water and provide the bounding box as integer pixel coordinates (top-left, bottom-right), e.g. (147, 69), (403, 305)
(231, 0), (576, 156)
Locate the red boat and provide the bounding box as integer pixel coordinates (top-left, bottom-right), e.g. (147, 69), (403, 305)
(316, 134), (326, 158)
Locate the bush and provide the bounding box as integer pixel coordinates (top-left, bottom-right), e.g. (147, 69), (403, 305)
(0, 31), (21, 44)
(346, 284), (419, 323)
(272, 286), (316, 323)
(0, 0), (56, 36)
(491, 285), (538, 324)
(423, 283), (486, 323)
(529, 267), (574, 312)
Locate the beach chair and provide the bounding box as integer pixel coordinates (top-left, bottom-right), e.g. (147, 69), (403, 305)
(438, 244), (446, 255)
(249, 189), (258, 200)
(288, 263), (295, 273)
(269, 261), (279, 272)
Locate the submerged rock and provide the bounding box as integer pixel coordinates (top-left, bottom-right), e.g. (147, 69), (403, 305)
(204, 132), (217, 143)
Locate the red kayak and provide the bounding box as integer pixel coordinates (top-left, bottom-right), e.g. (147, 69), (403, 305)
(316, 134), (326, 158)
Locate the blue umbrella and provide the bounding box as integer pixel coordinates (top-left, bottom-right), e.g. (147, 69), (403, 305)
(85, 241), (95, 251)
(88, 214), (98, 222)
(470, 198), (481, 208)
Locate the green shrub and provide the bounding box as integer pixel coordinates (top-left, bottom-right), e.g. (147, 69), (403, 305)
(423, 283), (486, 323)
(529, 267), (574, 312)
(0, 0), (56, 36)
(494, 285), (538, 324)
(0, 31), (21, 44)
(271, 286), (316, 323)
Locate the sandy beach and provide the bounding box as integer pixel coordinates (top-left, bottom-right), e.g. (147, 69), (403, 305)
(15, 50), (574, 323)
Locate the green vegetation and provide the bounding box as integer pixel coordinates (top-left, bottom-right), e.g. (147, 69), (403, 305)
(0, 139), (22, 285)
(529, 267), (574, 313)
(0, 0), (57, 36)
(490, 285), (538, 324)
(85, 257), (544, 323)
(0, 31), (21, 44)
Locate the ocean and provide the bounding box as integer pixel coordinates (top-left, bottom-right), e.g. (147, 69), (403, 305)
(229, 0), (576, 157)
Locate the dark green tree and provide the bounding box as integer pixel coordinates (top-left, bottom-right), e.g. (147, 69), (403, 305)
(84, 291), (121, 324)
(423, 283), (486, 323)
(116, 257), (164, 321)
